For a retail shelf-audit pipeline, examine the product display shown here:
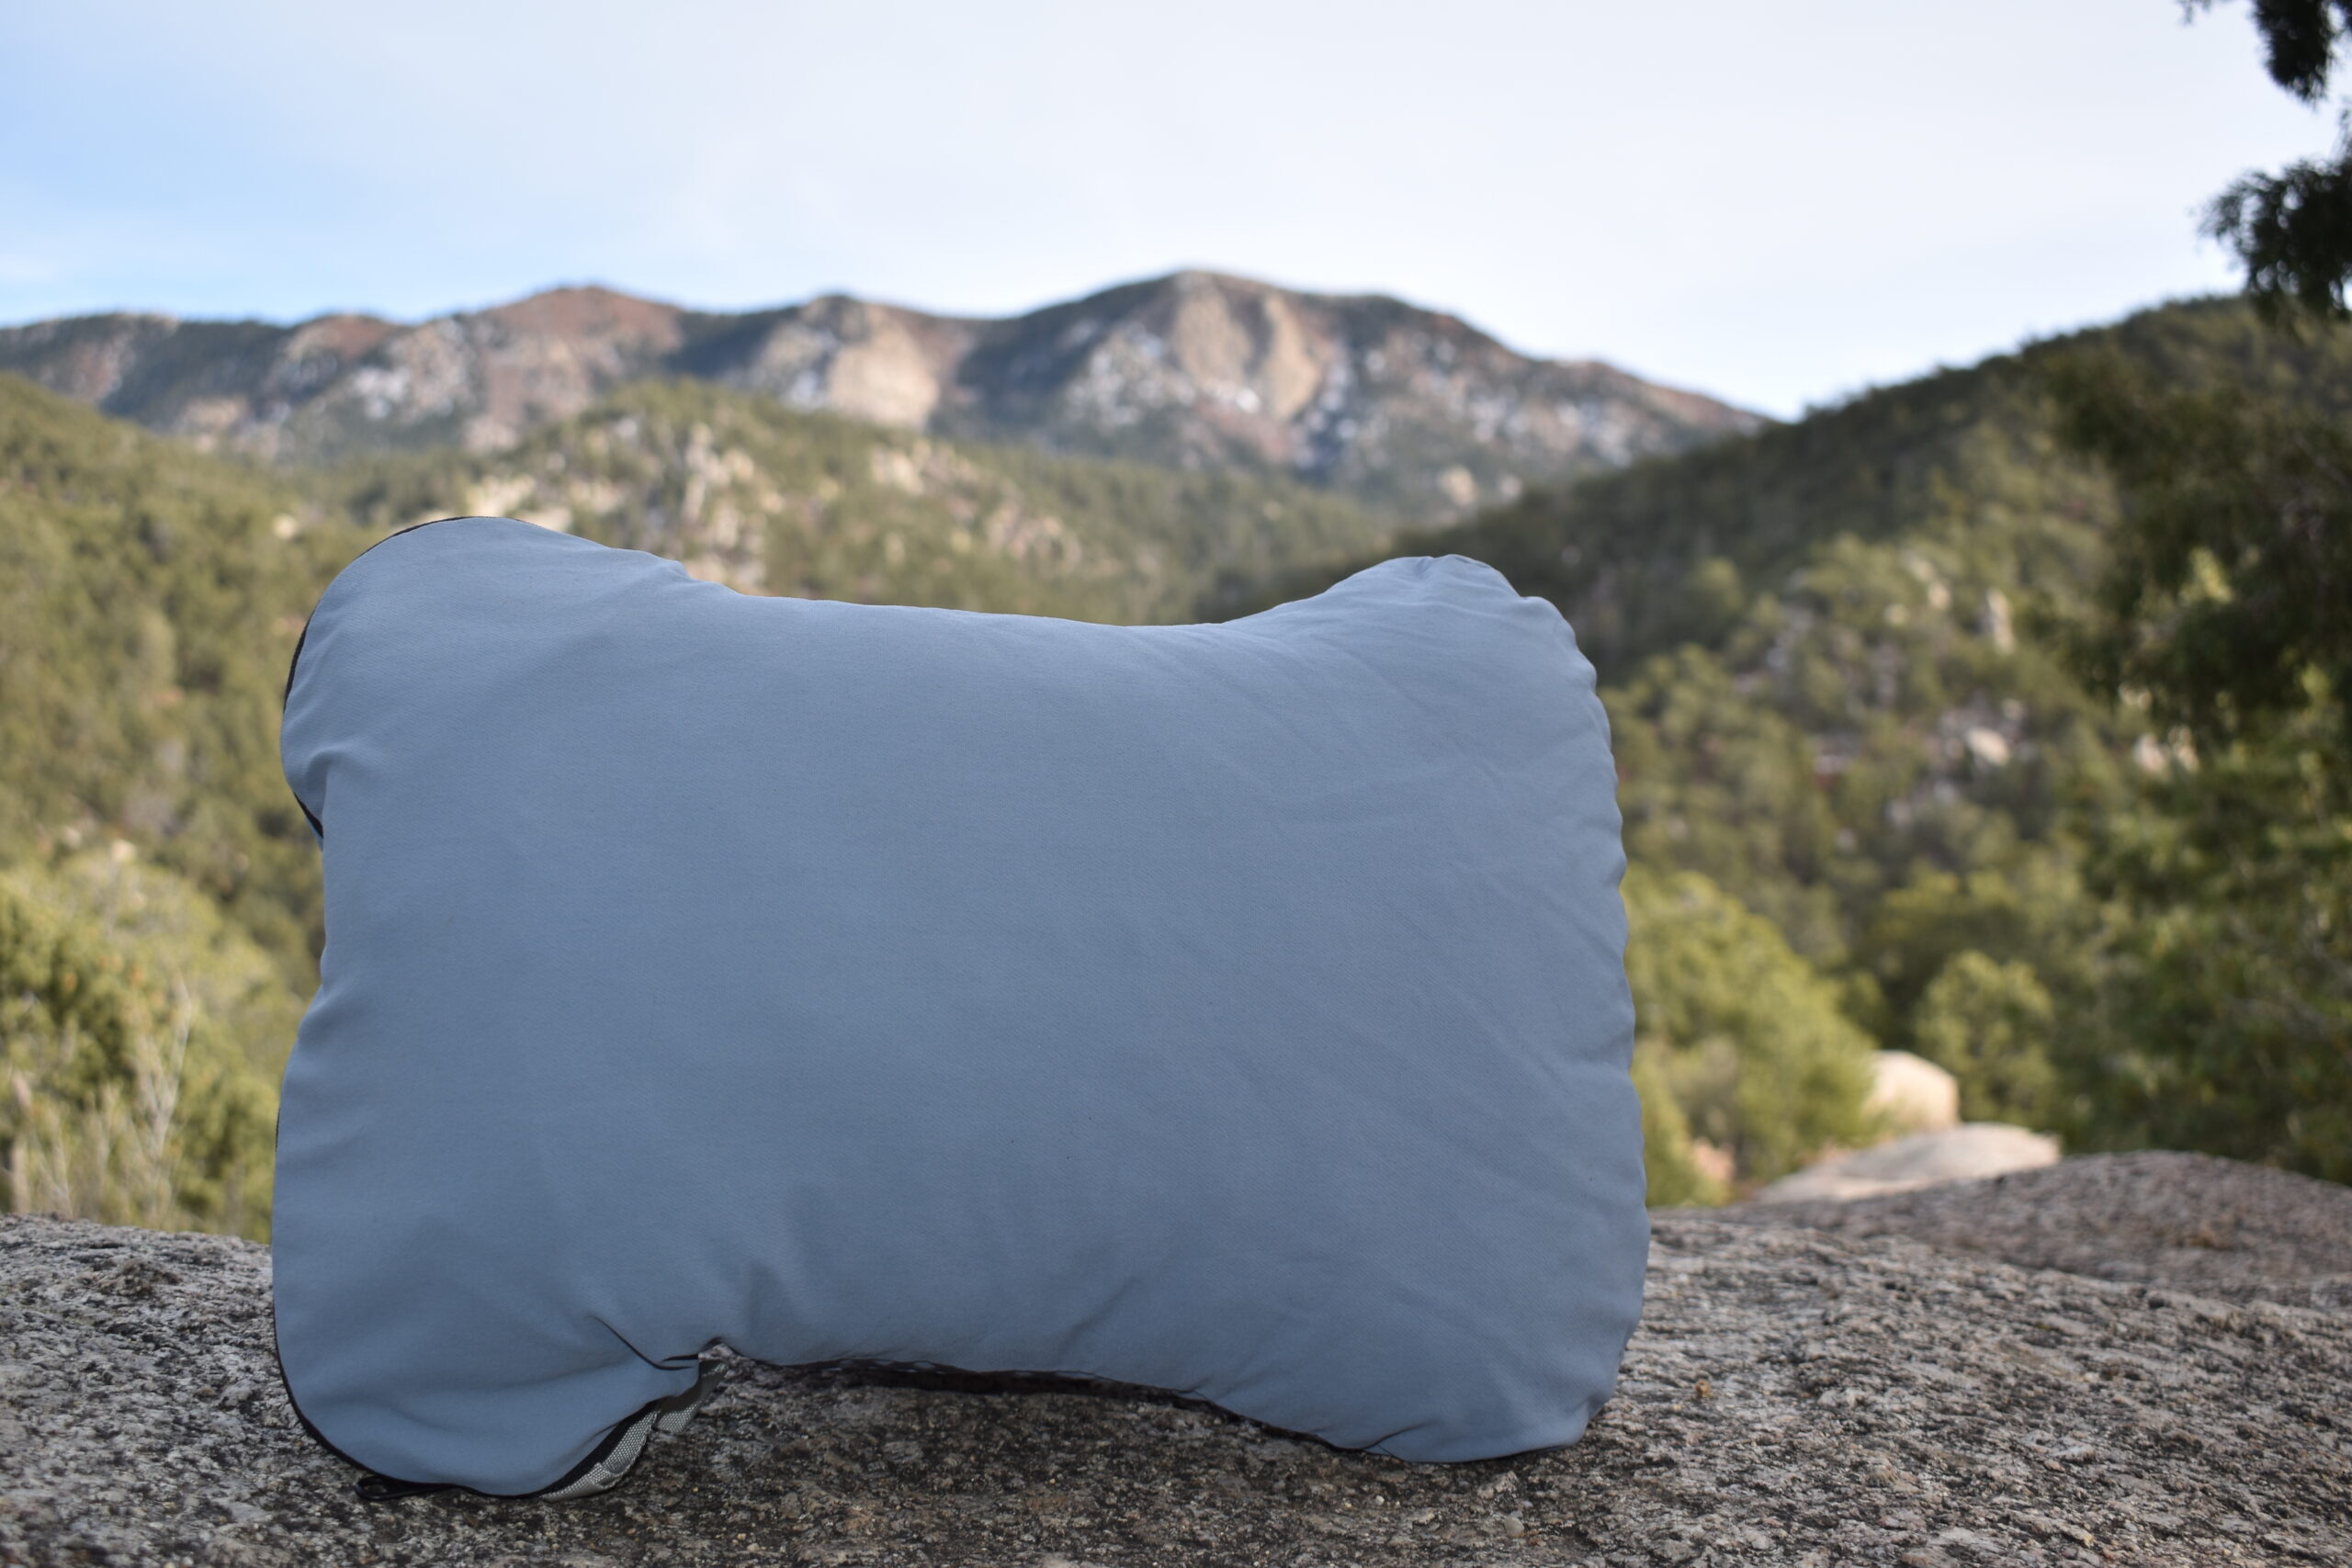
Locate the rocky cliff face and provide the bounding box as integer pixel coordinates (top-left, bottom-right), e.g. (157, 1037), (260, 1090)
(4, 1153), (2346, 1567)
(0, 273), (1761, 514)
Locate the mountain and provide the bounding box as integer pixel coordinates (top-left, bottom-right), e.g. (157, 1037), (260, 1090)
(0, 271), (1761, 514)
(1223, 296), (2352, 1169)
(307, 378), (1403, 627)
(1262, 298), (2352, 681)
(0, 368), (1402, 1233)
(15, 293), (2347, 1231)
(1, 366), (1397, 983)
(1235, 298), (2184, 906)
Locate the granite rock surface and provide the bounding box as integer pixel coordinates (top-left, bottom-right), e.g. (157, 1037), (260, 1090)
(4, 1153), (2347, 1567)
(1753, 1125), (2061, 1205)
(1718, 1150), (2352, 1311)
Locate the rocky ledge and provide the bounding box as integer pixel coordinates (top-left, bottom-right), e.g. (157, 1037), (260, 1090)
(4, 1153), (2347, 1567)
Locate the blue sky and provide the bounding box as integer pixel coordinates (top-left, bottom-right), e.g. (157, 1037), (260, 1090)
(0, 0), (2329, 416)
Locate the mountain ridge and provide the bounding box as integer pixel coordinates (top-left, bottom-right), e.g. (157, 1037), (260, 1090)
(0, 270), (1762, 514)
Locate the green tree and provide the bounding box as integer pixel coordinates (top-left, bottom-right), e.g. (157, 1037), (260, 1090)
(1912, 952), (2062, 1128)
(1630, 1043), (1729, 1209)
(2190, 0), (2352, 316)
(1622, 866), (1879, 1196)
(1610, 649), (1848, 963)
(2048, 350), (2352, 743)
(0, 373), (363, 987)
(2074, 697), (2352, 1179)
(1855, 854), (2101, 1051)
(1, 851), (285, 1235)
(2045, 350), (2352, 1179)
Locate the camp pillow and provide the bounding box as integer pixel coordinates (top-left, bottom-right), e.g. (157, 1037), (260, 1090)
(273, 515), (1648, 1499)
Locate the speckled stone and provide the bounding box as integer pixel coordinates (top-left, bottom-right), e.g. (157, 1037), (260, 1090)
(4, 1154), (2347, 1566)
(1718, 1151), (2352, 1309)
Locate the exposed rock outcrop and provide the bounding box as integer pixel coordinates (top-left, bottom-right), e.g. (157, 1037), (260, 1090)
(1755, 1124), (2060, 1204)
(4, 1153), (2346, 1566)
(0, 273), (1761, 513)
(1719, 1150), (2352, 1311)
(1863, 1050), (1959, 1136)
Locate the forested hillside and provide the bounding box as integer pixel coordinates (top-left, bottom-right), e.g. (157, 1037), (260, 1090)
(1237, 297), (2352, 1190)
(0, 377), (357, 978)
(0, 376), (358, 1233)
(300, 378), (1402, 626)
(6, 294), (2346, 1237)
(0, 372), (1401, 1235)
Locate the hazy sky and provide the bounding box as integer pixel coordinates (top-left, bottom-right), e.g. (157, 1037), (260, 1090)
(0, 0), (2330, 415)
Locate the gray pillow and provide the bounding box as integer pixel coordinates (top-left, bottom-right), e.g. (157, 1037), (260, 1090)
(274, 515), (1647, 1497)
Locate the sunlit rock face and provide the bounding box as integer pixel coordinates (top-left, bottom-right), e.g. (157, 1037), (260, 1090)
(1866, 1049), (1961, 1134)
(694, 295), (976, 432)
(930, 270), (1763, 513)
(0, 272), (1761, 513)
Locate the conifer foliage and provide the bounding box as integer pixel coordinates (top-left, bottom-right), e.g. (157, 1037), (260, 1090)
(2196, 0), (2352, 315)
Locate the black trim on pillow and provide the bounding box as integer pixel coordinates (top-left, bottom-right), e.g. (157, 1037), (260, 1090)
(280, 515), (481, 840)
(271, 1296), (684, 1505)
(268, 1295), (444, 1501)
(512, 1396), (671, 1501)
